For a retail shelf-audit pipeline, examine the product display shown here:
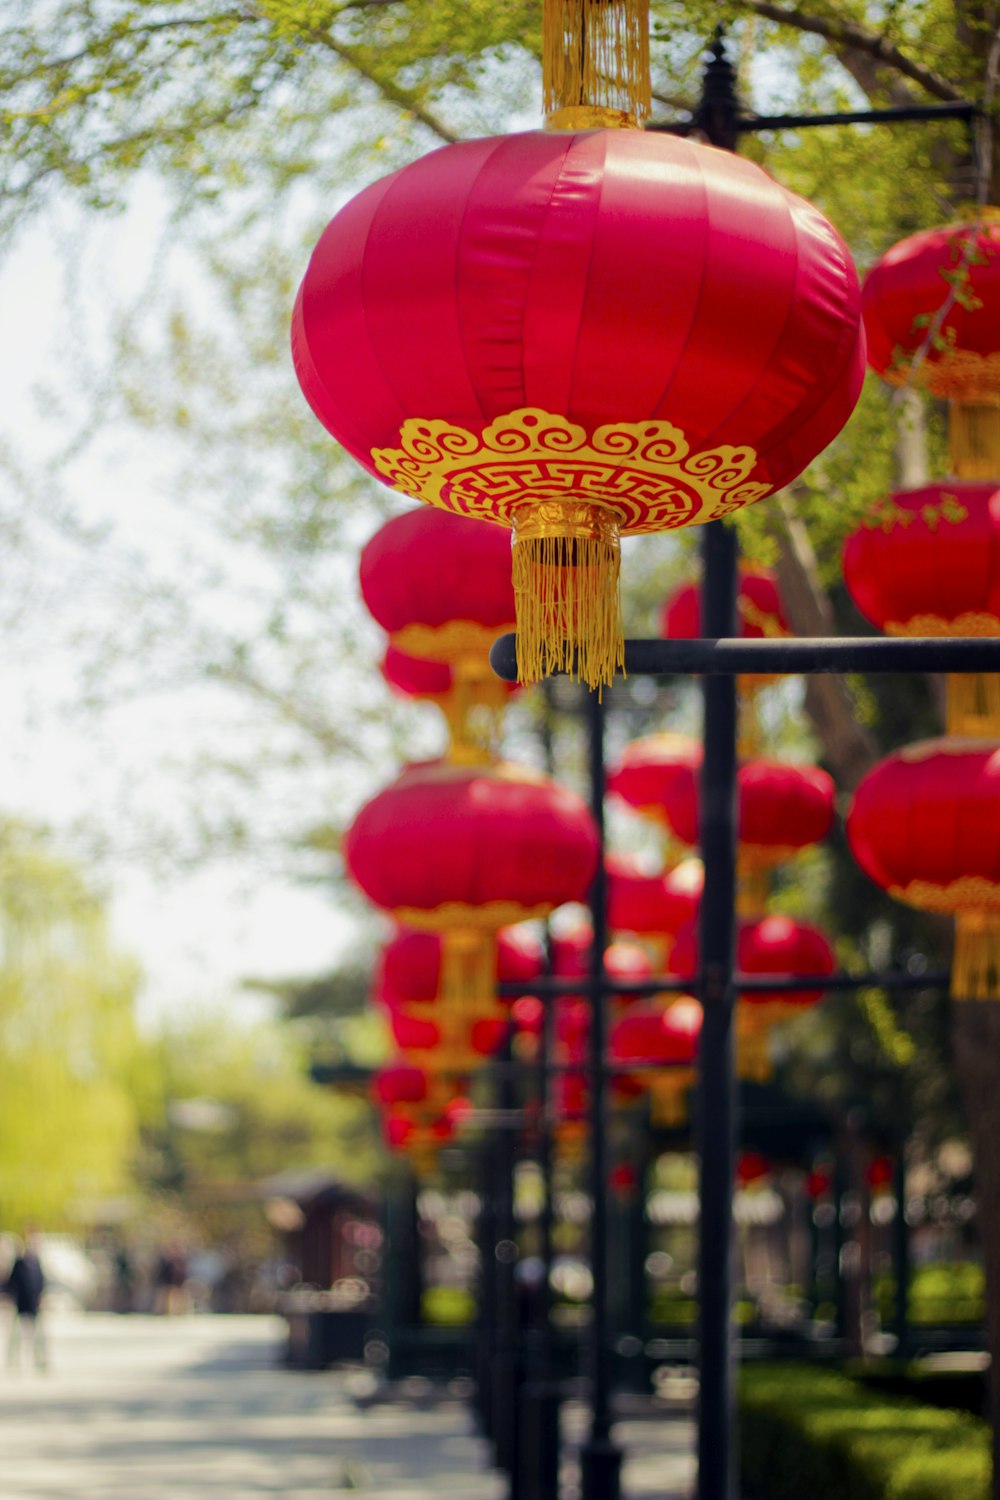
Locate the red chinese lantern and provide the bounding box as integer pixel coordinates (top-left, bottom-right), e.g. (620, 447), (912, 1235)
(662, 566), (789, 701)
(736, 1151), (771, 1188)
(868, 1156), (894, 1194)
(660, 758), (835, 869)
(362, 509), (516, 666)
(294, 123), (864, 687)
(609, 997), (702, 1123)
(377, 925), (544, 1009)
(670, 915), (836, 1080)
(843, 482), (1000, 733)
(661, 568), (789, 642)
(608, 735), (702, 826)
(381, 645), (454, 701)
(863, 218), (1000, 477)
(551, 923), (654, 1002)
(347, 759), (598, 1017)
(847, 739), (1000, 999)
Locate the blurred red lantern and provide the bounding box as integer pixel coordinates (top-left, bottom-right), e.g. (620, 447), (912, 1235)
(348, 760), (597, 1016)
(294, 129), (863, 688)
(670, 915), (836, 1081)
(609, 1162), (639, 1197)
(806, 1166), (833, 1201)
(847, 738), (1000, 999)
(868, 1155), (894, 1194)
(377, 925), (544, 1008)
(661, 568), (789, 642)
(609, 997), (702, 1124)
(736, 1150), (771, 1188)
(660, 758), (835, 869)
(381, 645), (454, 701)
(606, 854), (703, 945)
(551, 923), (654, 1005)
(607, 734), (702, 826)
(372, 1062), (429, 1107)
(863, 218), (1000, 477)
(843, 482), (1000, 735)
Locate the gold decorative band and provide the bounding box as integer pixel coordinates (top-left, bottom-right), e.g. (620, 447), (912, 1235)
(511, 498), (621, 546)
(545, 105), (638, 130)
(394, 618), (516, 666)
(394, 900), (555, 932)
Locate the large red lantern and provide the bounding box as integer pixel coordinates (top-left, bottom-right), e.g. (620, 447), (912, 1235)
(863, 218), (1000, 477)
(605, 854), (703, 957)
(843, 482), (1000, 733)
(346, 759), (598, 1014)
(847, 738), (1000, 999)
(294, 128), (864, 687)
(607, 735), (702, 828)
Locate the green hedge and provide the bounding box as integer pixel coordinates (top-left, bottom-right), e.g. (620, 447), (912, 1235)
(739, 1363), (990, 1500)
(875, 1261), (985, 1326)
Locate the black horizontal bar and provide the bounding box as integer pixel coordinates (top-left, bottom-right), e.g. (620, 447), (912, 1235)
(488, 634), (1000, 682)
(498, 971), (948, 1000)
(648, 102), (976, 136)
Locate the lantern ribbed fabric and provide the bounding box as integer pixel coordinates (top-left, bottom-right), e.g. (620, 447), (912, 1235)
(843, 483), (1000, 734)
(862, 217), (1000, 476)
(610, 997), (702, 1124)
(347, 759), (598, 1024)
(670, 915), (835, 1079)
(293, 129), (864, 688)
(847, 738), (1000, 999)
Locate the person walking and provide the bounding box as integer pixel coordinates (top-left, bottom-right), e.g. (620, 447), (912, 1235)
(5, 1230), (47, 1372)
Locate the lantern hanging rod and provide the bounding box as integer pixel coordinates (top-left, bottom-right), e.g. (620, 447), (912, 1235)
(497, 968), (948, 1000)
(649, 100), (977, 137)
(489, 633), (1000, 681)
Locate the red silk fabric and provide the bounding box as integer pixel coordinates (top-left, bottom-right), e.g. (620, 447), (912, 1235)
(670, 915), (835, 1007)
(661, 567), (788, 639)
(847, 739), (1000, 903)
(843, 483), (1000, 631)
(361, 508), (515, 635)
(346, 760), (599, 918)
(381, 645), (453, 698)
(863, 219), (1000, 382)
(659, 758), (835, 852)
(294, 130), (864, 517)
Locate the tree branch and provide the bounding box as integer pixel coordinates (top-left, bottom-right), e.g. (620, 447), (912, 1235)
(738, 0), (966, 102)
(306, 28), (460, 144)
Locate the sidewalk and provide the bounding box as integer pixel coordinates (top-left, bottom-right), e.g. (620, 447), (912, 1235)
(0, 1311), (694, 1499)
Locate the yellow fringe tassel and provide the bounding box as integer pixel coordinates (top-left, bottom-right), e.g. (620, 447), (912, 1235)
(649, 1067), (695, 1127)
(512, 502), (625, 690)
(952, 911), (1000, 1000)
(439, 928), (500, 1025)
(949, 401), (1000, 479)
(542, 0), (651, 126)
(945, 673), (1000, 736)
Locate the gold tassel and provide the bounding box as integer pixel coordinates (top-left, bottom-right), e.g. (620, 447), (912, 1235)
(945, 673), (1000, 735)
(952, 910), (1000, 1000)
(439, 928), (500, 1025)
(512, 501), (625, 690)
(543, 0), (651, 128)
(949, 401), (1000, 479)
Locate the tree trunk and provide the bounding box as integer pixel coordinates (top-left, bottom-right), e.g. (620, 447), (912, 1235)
(770, 493), (879, 790)
(952, 1000), (1000, 1499)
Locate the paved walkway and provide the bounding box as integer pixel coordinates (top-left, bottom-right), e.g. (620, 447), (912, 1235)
(0, 1311), (694, 1499)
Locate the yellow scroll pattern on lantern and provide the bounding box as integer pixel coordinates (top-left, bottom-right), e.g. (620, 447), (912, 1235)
(371, 409), (770, 533)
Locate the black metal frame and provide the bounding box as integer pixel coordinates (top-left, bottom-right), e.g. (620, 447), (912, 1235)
(484, 32), (985, 1500)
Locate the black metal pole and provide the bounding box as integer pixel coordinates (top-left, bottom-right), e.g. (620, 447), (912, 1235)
(696, 518), (740, 1500)
(579, 686), (623, 1500)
